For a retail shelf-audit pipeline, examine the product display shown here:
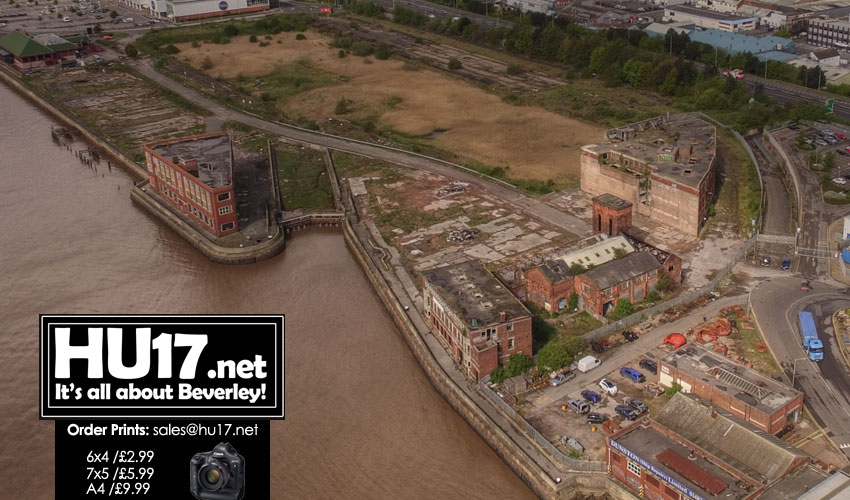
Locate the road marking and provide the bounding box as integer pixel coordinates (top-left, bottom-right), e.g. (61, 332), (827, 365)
(840, 443), (850, 449)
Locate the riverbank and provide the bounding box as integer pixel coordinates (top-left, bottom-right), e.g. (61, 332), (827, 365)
(0, 63), (628, 498)
(0, 67), (286, 264)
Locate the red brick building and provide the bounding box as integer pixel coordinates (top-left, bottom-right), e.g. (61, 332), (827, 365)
(525, 259), (574, 313)
(658, 346), (803, 434)
(576, 251), (662, 318)
(423, 261), (532, 380)
(607, 393), (810, 500)
(593, 194), (633, 237)
(144, 133), (238, 238)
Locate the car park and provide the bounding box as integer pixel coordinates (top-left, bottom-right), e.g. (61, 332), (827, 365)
(639, 359), (658, 374)
(761, 255), (771, 267)
(781, 258), (791, 270)
(550, 371), (575, 387)
(599, 378), (618, 396)
(568, 399), (589, 414)
(587, 412), (608, 424)
(581, 390), (601, 404)
(620, 367), (646, 383)
(622, 330), (638, 342)
(615, 405), (637, 420)
(624, 397), (648, 414)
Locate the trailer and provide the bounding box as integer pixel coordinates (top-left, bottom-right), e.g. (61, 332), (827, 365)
(799, 311), (824, 361)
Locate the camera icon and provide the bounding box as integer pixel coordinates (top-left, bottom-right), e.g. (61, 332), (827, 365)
(189, 443), (245, 500)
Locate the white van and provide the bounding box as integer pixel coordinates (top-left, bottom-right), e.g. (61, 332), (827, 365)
(577, 356), (601, 373)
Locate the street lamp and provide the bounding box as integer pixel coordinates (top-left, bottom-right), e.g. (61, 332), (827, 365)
(791, 356), (808, 387)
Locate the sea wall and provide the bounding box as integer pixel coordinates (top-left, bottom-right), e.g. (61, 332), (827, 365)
(131, 183), (285, 264)
(0, 67), (148, 180)
(341, 218), (638, 500)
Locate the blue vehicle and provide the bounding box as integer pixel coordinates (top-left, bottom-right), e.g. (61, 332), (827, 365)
(620, 367), (646, 383)
(799, 311), (824, 361)
(581, 390), (602, 403)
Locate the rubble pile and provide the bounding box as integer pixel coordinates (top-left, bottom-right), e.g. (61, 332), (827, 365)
(436, 181), (470, 197)
(446, 228), (478, 243)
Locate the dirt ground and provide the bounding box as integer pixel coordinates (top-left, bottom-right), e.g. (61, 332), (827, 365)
(174, 32), (603, 183)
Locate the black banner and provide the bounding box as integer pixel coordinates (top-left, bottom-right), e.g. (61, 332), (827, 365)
(40, 315), (284, 418)
(55, 420), (270, 500)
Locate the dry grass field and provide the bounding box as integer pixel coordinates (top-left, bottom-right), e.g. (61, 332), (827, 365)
(175, 32), (603, 182)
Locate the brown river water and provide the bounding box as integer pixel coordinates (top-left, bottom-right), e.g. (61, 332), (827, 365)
(0, 84), (535, 499)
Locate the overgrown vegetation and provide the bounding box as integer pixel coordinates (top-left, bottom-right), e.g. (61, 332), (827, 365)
(135, 14), (311, 56)
(608, 299), (634, 320)
(536, 336), (585, 374)
(490, 354), (533, 384)
(275, 145), (335, 211)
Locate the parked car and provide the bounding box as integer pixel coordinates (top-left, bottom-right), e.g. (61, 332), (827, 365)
(639, 359), (658, 374)
(788, 124), (800, 131)
(622, 330), (638, 342)
(567, 399), (589, 414)
(833, 177), (848, 185)
(624, 397), (648, 414)
(615, 405), (637, 420)
(836, 133), (847, 140)
(63, 16), (71, 21)
(122, 17), (134, 23)
(599, 378), (618, 396)
(816, 139), (828, 146)
(93, 55), (103, 63)
(644, 383), (664, 397)
(587, 412), (608, 424)
(801, 280), (810, 291)
(844, 146), (850, 153)
(844, 174), (850, 181)
(95, 14), (103, 19)
(836, 149), (848, 156)
(581, 390), (602, 404)
(102, 35), (113, 40)
(550, 371), (575, 387)
(620, 367), (646, 383)
(781, 258), (791, 270)
(761, 255), (771, 267)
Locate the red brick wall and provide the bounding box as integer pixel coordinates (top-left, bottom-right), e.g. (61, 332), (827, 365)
(525, 267), (574, 313)
(592, 200), (633, 236)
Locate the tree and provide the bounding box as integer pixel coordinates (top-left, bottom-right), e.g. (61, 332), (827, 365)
(504, 354), (533, 378)
(334, 97), (351, 115)
(656, 269), (673, 293)
(447, 58), (462, 71)
(536, 342), (573, 373)
(665, 382), (683, 397)
(223, 24), (239, 37)
(93, 23), (102, 33)
(200, 56), (213, 70)
(568, 263), (586, 275)
(109, 9), (117, 19)
(658, 67), (678, 96)
(124, 44), (138, 58)
(374, 42), (391, 60)
(608, 298), (633, 319)
(567, 292), (579, 312)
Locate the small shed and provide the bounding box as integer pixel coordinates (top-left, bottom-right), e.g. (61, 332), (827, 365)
(503, 375), (529, 395)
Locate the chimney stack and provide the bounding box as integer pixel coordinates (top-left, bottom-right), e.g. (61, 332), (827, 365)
(500, 311), (507, 323)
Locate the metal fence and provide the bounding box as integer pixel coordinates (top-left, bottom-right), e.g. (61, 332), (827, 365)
(478, 381), (607, 472)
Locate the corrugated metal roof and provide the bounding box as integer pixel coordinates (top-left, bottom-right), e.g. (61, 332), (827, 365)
(688, 28), (795, 56)
(584, 251), (659, 290)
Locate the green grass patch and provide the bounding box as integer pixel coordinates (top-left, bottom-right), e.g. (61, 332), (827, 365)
(721, 130), (761, 232)
(276, 145), (335, 211)
(737, 326), (781, 376)
(556, 312), (603, 338)
(232, 58), (340, 104)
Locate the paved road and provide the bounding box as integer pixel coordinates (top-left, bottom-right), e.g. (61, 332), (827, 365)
(750, 277), (850, 457)
(750, 134), (792, 238)
(771, 128), (834, 277)
(744, 74), (850, 122)
(131, 59), (591, 237)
